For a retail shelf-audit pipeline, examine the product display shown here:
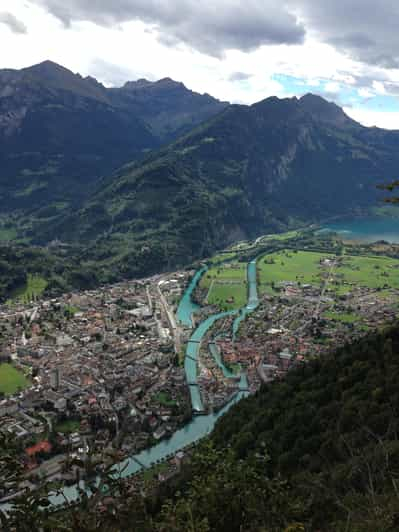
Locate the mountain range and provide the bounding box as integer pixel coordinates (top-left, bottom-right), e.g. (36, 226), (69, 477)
(1, 60), (398, 285)
(35, 90), (396, 278)
(2, 62), (399, 532)
(0, 60), (227, 211)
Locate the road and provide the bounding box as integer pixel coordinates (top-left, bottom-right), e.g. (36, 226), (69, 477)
(313, 258), (337, 319)
(293, 256), (338, 336)
(157, 281), (182, 354)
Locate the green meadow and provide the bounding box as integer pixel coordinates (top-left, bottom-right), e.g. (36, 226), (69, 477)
(322, 311), (359, 323)
(332, 255), (399, 294)
(258, 250), (399, 295)
(258, 250), (331, 294)
(0, 227), (17, 241)
(0, 363), (30, 395)
(54, 420), (81, 434)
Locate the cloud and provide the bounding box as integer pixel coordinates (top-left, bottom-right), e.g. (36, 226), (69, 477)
(0, 12), (27, 33)
(30, 0), (305, 56)
(324, 81), (340, 93)
(4, 0), (399, 128)
(89, 58), (165, 87)
(30, 0), (399, 69)
(344, 107), (399, 130)
(88, 58), (156, 87)
(358, 87), (373, 99)
(334, 69), (399, 100)
(228, 72), (252, 82)
(290, 0), (399, 69)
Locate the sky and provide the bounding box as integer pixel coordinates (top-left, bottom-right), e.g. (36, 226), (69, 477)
(2, 0), (399, 129)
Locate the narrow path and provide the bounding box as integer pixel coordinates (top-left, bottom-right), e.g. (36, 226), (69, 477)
(205, 279), (214, 304)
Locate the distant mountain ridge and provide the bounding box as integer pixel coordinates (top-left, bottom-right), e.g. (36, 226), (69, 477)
(2, 61), (399, 282)
(108, 75), (228, 142)
(0, 60), (228, 211)
(31, 91), (398, 280)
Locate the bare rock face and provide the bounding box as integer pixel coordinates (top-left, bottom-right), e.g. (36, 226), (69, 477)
(0, 106), (28, 136)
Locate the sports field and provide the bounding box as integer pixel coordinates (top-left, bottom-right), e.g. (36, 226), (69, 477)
(0, 363), (29, 395)
(200, 262), (247, 310)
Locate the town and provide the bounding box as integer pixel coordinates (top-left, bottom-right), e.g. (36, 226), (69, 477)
(1, 230), (399, 502)
(0, 271), (193, 500)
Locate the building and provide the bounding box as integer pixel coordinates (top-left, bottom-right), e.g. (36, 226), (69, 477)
(50, 368), (61, 390)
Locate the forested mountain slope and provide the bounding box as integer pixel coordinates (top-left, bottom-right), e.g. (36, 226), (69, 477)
(0, 60), (226, 212)
(153, 324), (399, 531)
(40, 94), (398, 279)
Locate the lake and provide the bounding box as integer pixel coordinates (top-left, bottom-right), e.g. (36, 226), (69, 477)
(321, 217), (399, 243)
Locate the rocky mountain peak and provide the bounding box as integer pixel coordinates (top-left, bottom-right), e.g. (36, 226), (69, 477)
(299, 93), (355, 127)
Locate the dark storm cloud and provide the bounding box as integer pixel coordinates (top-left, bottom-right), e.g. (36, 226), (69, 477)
(31, 0), (305, 56)
(0, 12), (27, 34)
(30, 0), (399, 68)
(291, 0), (399, 69)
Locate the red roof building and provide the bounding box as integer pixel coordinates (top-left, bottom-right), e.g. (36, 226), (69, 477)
(25, 440), (52, 457)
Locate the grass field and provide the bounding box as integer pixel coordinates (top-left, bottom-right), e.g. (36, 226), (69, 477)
(8, 274), (48, 304)
(0, 363), (29, 395)
(55, 420), (81, 434)
(208, 251), (238, 264)
(323, 311), (359, 323)
(143, 461), (169, 481)
(258, 250), (331, 294)
(155, 391), (177, 407)
(258, 250), (399, 295)
(226, 230), (301, 253)
(332, 255), (399, 294)
(261, 229), (300, 242)
(200, 262), (247, 310)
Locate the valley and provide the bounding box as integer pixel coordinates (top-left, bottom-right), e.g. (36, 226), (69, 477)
(2, 66), (399, 299)
(2, 61), (399, 530)
(1, 226), (399, 509)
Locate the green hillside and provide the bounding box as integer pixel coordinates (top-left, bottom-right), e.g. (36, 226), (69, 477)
(34, 94), (399, 282)
(143, 324), (399, 532)
(0, 61), (226, 216)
